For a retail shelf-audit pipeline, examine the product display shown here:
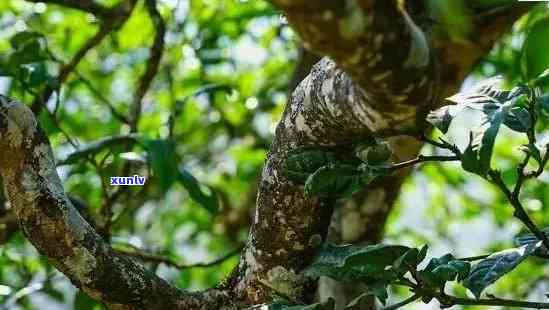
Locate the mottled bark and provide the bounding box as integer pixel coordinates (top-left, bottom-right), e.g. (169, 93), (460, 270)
(0, 96), (233, 310)
(230, 0), (530, 307)
(230, 58), (423, 304)
(288, 47), (322, 96)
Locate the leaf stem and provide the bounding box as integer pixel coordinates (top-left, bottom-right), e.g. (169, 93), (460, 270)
(381, 294), (420, 310)
(438, 294), (549, 309)
(391, 155), (460, 171)
(418, 133), (462, 155)
(458, 254), (490, 262)
(488, 170), (549, 251)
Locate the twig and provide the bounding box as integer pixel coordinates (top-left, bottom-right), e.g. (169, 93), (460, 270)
(24, 0), (110, 16)
(167, 84), (231, 138)
(19, 80), (79, 147)
(129, 0), (166, 132)
(486, 90), (549, 251)
(418, 133), (461, 155)
(488, 170), (549, 251)
(31, 0), (138, 114)
(103, 0), (167, 239)
(74, 72), (130, 124)
(390, 155), (460, 171)
(115, 245), (243, 270)
(458, 254), (490, 262)
(381, 294), (420, 310)
(438, 294), (549, 309)
(56, 134), (140, 166)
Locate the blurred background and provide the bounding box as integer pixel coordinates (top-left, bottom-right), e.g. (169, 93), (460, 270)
(0, 0), (548, 309)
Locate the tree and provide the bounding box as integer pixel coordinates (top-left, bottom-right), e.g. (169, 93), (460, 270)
(1, 0), (548, 309)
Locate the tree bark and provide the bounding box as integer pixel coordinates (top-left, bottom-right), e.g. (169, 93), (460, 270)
(229, 0), (530, 307)
(0, 96), (233, 309)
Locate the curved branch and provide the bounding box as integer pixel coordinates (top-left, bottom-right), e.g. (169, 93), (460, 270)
(272, 1), (531, 114)
(24, 0), (110, 16)
(0, 95), (233, 309)
(230, 1), (530, 306)
(272, 0), (435, 109)
(129, 0), (167, 132)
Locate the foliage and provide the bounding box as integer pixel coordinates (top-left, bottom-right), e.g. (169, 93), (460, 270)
(0, 0), (289, 307)
(0, 0), (549, 309)
(283, 140), (392, 198)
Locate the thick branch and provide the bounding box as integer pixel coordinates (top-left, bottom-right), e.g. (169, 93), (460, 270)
(0, 95), (234, 309)
(272, 1), (530, 114)
(25, 0), (110, 16)
(272, 0), (435, 111)
(231, 1), (530, 306)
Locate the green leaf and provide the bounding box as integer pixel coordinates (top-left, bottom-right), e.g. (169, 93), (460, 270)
(426, 105), (458, 133)
(427, 77), (523, 139)
(431, 264), (458, 282)
(304, 164), (362, 198)
(283, 148), (339, 183)
(477, 104), (506, 173)
(0, 56), (12, 77)
(446, 77), (511, 106)
(178, 169), (219, 214)
(303, 244), (409, 282)
(366, 282), (389, 305)
(430, 260), (470, 283)
(445, 80), (521, 175)
(448, 260), (471, 282)
(539, 93), (549, 111)
(355, 140), (392, 164)
(43, 284), (64, 302)
(393, 248), (420, 277)
(59, 134), (139, 165)
(9, 37), (49, 66)
(9, 31), (45, 50)
(521, 15), (549, 83)
(427, 0), (473, 42)
(144, 139), (179, 192)
(424, 253), (454, 272)
(461, 134), (482, 174)
(463, 242), (541, 298)
(74, 290), (100, 310)
(534, 68), (549, 87)
(418, 245), (429, 262)
(418, 254), (470, 288)
(504, 107), (531, 133)
(514, 228), (549, 257)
